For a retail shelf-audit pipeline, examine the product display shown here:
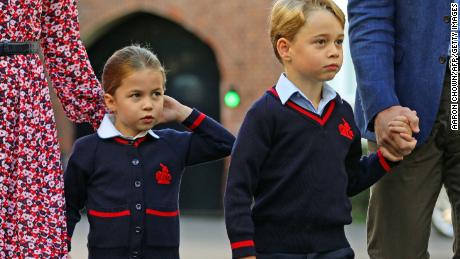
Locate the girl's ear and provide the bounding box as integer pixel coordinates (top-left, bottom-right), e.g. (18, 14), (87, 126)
(277, 37), (292, 62)
(104, 93), (116, 113)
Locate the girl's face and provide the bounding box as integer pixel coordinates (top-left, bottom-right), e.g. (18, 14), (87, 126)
(286, 10), (344, 82)
(104, 68), (165, 137)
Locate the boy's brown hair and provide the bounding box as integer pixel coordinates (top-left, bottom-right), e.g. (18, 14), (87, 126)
(269, 0), (345, 61)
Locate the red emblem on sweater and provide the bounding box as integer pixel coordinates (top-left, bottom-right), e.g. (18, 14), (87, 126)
(338, 118), (354, 140)
(155, 163), (172, 185)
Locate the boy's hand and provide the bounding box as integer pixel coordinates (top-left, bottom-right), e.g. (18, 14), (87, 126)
(158, 95), (192, 124)
(374, 106), (419, 157)
(380, 115), (417, 162)
(388, 115), (413, 140)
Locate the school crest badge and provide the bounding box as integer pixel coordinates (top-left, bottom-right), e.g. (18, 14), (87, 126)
(155, 163), (172, 185)
(338, 118), (354, 140)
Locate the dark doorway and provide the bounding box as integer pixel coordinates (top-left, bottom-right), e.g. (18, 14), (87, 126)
(82, 12), (223, 212)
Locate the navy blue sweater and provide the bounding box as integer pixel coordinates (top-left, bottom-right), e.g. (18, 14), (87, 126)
(65, 109), (235, 259)
(224, 88), (395, 258)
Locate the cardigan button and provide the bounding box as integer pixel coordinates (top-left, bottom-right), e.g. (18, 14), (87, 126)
(132, 159), (139, 166)
(135, 226), (142, 233)
(134, 181), (141, 188)
(135, 204), (142, 210)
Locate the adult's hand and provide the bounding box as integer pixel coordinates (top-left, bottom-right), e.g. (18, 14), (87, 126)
(374, 106), (419, 159)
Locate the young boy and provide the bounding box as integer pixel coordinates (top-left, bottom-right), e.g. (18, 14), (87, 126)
(224, 1), (416, 258)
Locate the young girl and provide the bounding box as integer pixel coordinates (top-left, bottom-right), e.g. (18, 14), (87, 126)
(64, 45), (235, 259)
(224, 1), (416, 259)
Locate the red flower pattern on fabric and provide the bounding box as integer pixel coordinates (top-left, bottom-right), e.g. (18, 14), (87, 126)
(0, 0), (105, 257)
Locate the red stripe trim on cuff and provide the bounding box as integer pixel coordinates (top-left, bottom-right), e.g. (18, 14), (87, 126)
(88, 209), (131, 218)
(377, 150), (391, 172)
(188, 113), (206, 130)
(146, 209), (179, 217)
(231, 240), (255, 249)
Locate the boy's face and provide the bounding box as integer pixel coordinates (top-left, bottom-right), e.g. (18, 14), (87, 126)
(104, 69), (165, 137)
(286, 10), (344, 82)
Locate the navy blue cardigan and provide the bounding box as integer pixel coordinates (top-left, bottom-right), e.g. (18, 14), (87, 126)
(65, 109), (235, 259)
(224, 88), (396, 258)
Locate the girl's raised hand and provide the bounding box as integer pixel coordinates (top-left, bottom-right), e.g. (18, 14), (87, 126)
(158, 95), (192, 124)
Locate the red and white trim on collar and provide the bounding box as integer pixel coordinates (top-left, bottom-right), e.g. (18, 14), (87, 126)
(97, 114), (160, 140)
(268, 87), (336, 126)
(114, 136), (148, 147)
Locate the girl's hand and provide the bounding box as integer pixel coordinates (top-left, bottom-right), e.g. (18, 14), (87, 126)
(158, 95), (192, 124)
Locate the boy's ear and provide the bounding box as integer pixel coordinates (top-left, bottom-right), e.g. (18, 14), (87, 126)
(276, 37), (291, 62)
(104, 93), (116, 113)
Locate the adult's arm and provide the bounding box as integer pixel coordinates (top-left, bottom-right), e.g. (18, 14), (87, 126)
(40, 0), (106, 129)
(348, 0), (418, 156)
(348, 0), (399, 129)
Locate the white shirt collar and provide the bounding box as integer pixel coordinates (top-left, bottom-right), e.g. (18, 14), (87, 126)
(274, 73), (336, 105)
(97, 114), (159, 140)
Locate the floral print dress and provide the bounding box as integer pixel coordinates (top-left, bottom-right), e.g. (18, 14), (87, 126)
(0, 0), (105, 257)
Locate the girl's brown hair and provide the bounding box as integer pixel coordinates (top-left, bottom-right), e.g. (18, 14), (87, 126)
(102, 45), (166, 95)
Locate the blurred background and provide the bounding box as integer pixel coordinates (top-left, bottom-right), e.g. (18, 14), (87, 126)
(47, 0), (454, 258)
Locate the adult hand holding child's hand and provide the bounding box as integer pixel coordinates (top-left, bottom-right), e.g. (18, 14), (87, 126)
(378, 112), (418, 162)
